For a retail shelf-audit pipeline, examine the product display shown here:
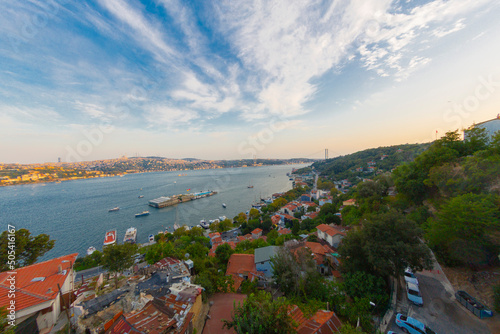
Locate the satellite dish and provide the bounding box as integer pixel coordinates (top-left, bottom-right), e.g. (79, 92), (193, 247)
(185, 253), (190, 258)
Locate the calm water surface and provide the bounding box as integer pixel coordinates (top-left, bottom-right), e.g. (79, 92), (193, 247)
(0, 164), (308, 260)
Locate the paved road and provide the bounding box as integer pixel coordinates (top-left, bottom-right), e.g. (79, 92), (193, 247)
(387, 266), (490, 334)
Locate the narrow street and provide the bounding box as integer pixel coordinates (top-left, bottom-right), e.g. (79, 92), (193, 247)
(386, 261), (490, 334)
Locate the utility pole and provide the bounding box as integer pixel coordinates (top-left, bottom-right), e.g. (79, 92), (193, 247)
(325, 149), (328, 160)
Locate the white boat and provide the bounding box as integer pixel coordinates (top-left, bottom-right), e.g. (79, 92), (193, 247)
(173, 223), (181, 231)
(87, 246), (96, 256)
(219, 216), (227, 222)
(222, 203), (227, 208)
(108, 207), (120, 212)
(149, 234), (155, 242)
(200, 220), (210, 229)
(123, 227), (137, 244)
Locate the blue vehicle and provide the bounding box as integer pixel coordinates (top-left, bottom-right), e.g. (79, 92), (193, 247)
(406, 282), (423, 306)
(395, 314), (436, 334)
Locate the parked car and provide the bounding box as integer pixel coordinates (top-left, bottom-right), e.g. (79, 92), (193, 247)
(404, 268), (419, 285)
(395, 313), (436, 334)
(406, 282), (423, 306)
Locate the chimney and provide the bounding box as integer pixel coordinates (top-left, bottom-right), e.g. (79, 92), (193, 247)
(58, 265), (62, 274)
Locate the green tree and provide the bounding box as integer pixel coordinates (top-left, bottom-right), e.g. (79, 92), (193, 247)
(215, 243), (234, 265)
(102, 243), (138, 287)
(249, 208), (260, 220)
(425, 193), (500, 266)
(0, 228), (55, 271)
(340, 210), (433, 277)
(223, 291), (295, 334)
(234, 212), (248, 225)
(0, 306), (15, 334)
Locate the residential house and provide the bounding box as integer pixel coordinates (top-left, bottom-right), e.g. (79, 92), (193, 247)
(367, 161), (376, 166)
(251, 228), (263, 239)
(0, 253), (78, 333)
(278, 228), (292, 236)
(319, 197), (333, 207)
(254, 246), (280, 278)
(316, 224), (346, 248)
(342, 199), (356, 206)
(226, 254), (262, 291)
(289, 305), (342, 333)
(300, 194), (312, 202)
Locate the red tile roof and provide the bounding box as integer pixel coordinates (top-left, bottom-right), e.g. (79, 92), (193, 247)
(0, 253), (78, 311)
(289, 306), (342, 334)
(226, 254), (256, 277)
(208, 232), (221, 239)
(278, 228), (291, 235)
(154, 256), (180, 270)
(252, 228), (263, 235)
(316, 224), (346, 237)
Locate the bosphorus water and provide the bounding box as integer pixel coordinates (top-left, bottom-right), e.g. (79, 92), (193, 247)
(0, 164), (308, 261)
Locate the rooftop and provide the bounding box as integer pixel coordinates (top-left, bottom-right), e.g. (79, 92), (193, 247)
(0, 253), (78, 311)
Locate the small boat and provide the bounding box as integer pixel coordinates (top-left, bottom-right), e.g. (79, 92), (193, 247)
(200, 220), (210, 229)
(149, 234), (155, 242)
(135, 211), (150, 217)
(87, 246), (96, 256)
(173, 223), (181, 231)
(108, 207), (120, 212)
(222, 203), (227, 208)
(247, 185), (254, 188)
(123, 227), (137, 244)
(219, 216), (227, 222)
(138, 195), (144, 198)
(103, 230), (117, 246)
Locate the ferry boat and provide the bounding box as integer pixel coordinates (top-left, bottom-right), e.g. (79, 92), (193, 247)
(149, 234), (155, 242)
(135, 211), (150, 217)
(103, 230), (117, 246)
(108, 207), (120, 212)
(87, 246), (96, 255)
(123, 227), (137, 244)
(222, 203), (227, 208)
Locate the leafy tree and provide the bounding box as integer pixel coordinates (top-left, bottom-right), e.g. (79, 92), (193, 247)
(425, 193), (500, 266)
(223, 291), (295, 334)
(102, 243), (138, 287)
(262, 216), (272, 232)
(0, 306), (15, 334)
(343, 271), (388, 308)
(271, 246), (318, 299)
(234, 212), (248, 225)
(249, 208), (260, 220)
(0, 228), (55, 271)
(215, 243), (234, 265)
(266, 230), (279, 245)
(339, 210), (433, 277)
(340, 205), (361, 226)
(464, 126), (489, 155)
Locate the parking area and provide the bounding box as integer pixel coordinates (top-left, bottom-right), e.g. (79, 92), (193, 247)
(387, 264), (490, 334)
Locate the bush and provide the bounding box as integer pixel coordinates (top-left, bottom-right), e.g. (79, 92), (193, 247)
(494, 284), (500, 312)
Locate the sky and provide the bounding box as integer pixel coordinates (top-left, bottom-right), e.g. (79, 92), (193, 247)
(1, 0), (500, 163)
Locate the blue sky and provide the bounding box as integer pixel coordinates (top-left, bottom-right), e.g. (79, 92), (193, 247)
(1, 0), (499, 163)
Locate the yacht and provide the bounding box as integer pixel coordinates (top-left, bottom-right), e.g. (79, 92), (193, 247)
(123, 227), (137, 244)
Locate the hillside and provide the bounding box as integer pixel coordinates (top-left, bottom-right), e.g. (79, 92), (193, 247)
(301, 143), (430, 181)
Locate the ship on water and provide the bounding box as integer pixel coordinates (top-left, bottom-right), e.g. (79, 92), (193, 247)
(108, 207), (120, 212)
(123, 227), (137, 244)
(87, 246), (96, 255)
(103, 230), (117, 246)
(135, 211), (150, 217)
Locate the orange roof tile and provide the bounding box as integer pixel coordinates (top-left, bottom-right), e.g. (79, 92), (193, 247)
(316, 224), (345, 237)
(252, 228), (263, 234)
(226, 254), (256, 277)
(0, 253), (78, 311)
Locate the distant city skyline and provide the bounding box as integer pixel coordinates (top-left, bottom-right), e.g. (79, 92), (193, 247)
(1, 0), (500, 163)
